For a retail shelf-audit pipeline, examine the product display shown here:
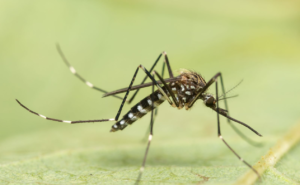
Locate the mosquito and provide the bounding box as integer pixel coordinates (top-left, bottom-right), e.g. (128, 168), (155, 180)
(16, 45), (262, 184)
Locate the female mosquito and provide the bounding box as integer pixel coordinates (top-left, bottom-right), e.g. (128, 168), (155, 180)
(16, 45), (262, 184)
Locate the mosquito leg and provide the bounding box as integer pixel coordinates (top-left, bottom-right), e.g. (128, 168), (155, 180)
(215, 80), (260, 177)
(189, 73), (262, 137)
(219, 74), (262, 146)
(137, 66), (174, 106)
(153, 71), (179, 107)
(151, 75), (156, 135)
(189, 72), (221, 108)
(154, 62), (165, 118)
(56, 44), (124, 100)
(135, 75), (156, 185)
(16, 64), (171, 124)
(219, 74), (229, 118)
(16, 99), (116, 123)
(16, 66), (140, 124)
(163, 51), (174, 78)
(151, 53), (177, 108)
(128, 53), (162, 103)
(143, 62), (164, 141)
(142, 62), (165, 142)
(128, 51), (174, 104)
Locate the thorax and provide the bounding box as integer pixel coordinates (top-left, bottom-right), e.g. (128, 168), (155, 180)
(168, 71), (206, 110)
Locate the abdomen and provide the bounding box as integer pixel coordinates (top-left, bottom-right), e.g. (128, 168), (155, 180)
(110, 89), (166, 132)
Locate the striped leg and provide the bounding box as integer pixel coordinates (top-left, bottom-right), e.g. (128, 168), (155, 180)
(135, 75), (156, 185)
(142, 62), (165, 142)
(16, 99), (115, 123)
(56, 44), (124, 100)
(218, 76), (262, 147)
(16, 66), (140, 124)
(128, 51), (174, 104)
(192, 72), (262, 146)
(215, 80), (260, 177)
(190, 73), (261, 136)
(16, 65), (171, 124)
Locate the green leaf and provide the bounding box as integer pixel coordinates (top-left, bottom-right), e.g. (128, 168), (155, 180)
(235, 121), (300, 185)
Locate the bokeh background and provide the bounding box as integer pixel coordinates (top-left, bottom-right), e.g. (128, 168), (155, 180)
(1, 0), (300, 184)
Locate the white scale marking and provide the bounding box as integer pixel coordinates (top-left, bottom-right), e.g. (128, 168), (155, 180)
(109, 118), (115, 121)
(70, 66), (76, 74)
(86, 81), (94, 87)
(181, 85), (185, 91)
(137, 105), (147, 113)
(205, 96), (210, 100)
(113, 125), (118, 128)
(148, 135), (153, 141)
(172, 87), (176, 91)
(182, 97), (186, 102)
(147, 99), (152, 105)
(191, 85), (195, 89)
(63, 120), (71, 123)
(131, 116), (137, 121)
(39, 114), (47, 119)
(186, 85), (189, 89)
(128, 113), (133, 118)
(120, 120), (125, 125)
(185, 91), (191, 95)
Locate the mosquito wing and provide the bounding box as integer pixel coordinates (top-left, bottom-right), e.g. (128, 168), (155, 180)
(103, 76), (181, 97)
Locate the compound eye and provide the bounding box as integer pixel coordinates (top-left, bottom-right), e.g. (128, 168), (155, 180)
(205, 96), (215, 106)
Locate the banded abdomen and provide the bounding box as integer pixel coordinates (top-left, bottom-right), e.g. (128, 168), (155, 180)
(110, 86), (167, 132)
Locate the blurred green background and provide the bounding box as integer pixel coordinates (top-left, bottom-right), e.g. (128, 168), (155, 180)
(1, 0), (300, 184)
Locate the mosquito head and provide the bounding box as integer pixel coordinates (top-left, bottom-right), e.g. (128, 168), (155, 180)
(202, 94), (229, 116)
(203, 94), (216, 108)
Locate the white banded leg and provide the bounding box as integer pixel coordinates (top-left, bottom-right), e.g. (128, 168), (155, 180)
(142, 63), (166, 142)
(16, 64), (169, 125)
(215, 80), (260, 178)
(217, 73), (261, 146)
(135, 75), (156, 185)
(190, 72), (262, 136)
(195, 72), (262, 146)
(56, 44), (124, 100)
(16, 65), (142, 124)
(16, 99), (115, 124)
